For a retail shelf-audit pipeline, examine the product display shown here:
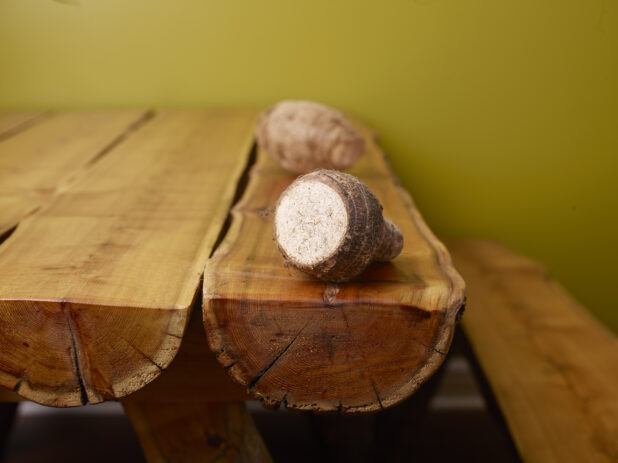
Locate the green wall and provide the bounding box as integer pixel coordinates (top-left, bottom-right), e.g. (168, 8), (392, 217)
(1, 0), (617, 332)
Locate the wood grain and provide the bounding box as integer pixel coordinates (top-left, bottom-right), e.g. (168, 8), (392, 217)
(204, 120), (465, 413)
(122, 300), (261, 462)
(0, 110), (258, 406)
(124, 401), (272, 463)
(125, 305), (248, 404)
(0, 110), (149, 237)
(0, 112), (45, 139)
(449, 239), (618, 463)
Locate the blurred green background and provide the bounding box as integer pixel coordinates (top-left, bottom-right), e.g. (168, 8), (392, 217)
(1, 0), (616, 332)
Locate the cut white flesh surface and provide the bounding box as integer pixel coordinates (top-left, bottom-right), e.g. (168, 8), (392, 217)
(275, 180), (348, 266)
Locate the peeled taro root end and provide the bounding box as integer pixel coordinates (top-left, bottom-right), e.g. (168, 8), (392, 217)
(256, 100), (365, 174)
(275, 178), (348, 266)
(274, 170), (404, 282)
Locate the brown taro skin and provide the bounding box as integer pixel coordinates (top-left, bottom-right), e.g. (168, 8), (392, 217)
(274, 170), (404, 283)
(255, 101), (365, 174)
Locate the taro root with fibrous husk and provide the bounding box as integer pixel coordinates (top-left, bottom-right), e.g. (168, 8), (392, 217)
(255, 100), (365, 174)
(274, 170), (403, 283)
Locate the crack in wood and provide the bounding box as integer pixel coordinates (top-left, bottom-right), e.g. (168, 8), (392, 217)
(0, 224), (17, 246)
(209, 142), (258, 259)
(85, 110), (155, 167)
(63, 308), (89, 405)
(371, 381), (385, 410)
(127, 340), (166, 372)
(0, 112), (51, 142)
(340, 307), (387, 411)
(0, 206), (40, 249)
(418, 342), (446, 356)
(12, 378), (23, 393)
(248, 329), (302, 391)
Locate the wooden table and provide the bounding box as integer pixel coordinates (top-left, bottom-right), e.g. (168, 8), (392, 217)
(4, 110), (615, 463)
(0, 110), (464, 462)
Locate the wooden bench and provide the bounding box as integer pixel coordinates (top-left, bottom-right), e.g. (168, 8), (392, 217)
(0, 110), (616, 462)
(448, 240), (618, 463)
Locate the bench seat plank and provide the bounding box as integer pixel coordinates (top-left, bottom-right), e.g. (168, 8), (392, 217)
(0, 110), (258, 406)
(449, 240), (618, 463)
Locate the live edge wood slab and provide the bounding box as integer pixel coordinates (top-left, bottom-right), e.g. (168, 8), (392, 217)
(204, 119), (466, 413)
(0, 110), (258, 406)
(0, 109), (461, 462)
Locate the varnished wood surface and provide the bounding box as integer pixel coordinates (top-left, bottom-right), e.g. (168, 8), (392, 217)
(449, 239), (618, 463)
(0, 110), (258, 406)
(0, 111), (148, 237)
(204, 120), (466, 413)
(0, 112), (44, 139)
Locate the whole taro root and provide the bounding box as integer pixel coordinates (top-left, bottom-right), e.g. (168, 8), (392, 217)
(274, 170), (403, 283)
(255, 100), (365, 174)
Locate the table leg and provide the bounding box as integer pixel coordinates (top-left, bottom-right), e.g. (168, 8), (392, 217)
(305, 358), (446, 462)
(0, 402), (18, 459)
(123, 400), (272, 463)
(121, 305), (271, 462)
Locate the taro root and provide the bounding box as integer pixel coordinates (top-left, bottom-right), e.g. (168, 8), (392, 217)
(274, 170), (403, 282)
(255, 100), (365, 174)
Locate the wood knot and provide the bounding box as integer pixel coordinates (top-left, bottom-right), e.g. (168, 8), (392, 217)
(322, 284), (339, 306)
(207, 434), (224, 449)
